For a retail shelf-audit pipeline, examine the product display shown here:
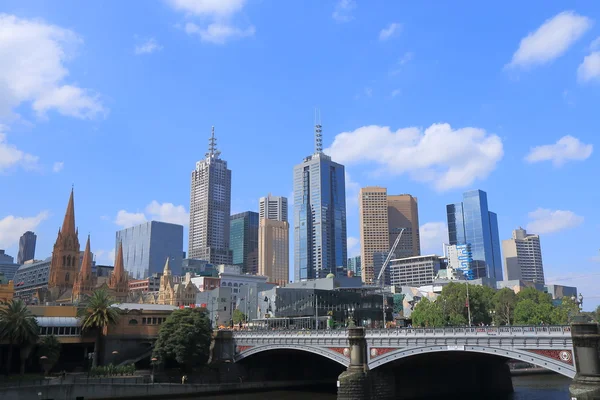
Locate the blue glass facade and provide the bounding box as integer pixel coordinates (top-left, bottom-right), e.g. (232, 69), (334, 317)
(229, 211), (259, 274)
(446, 190), (502, 280)
(294, 153), (347, 281)
(116, 221), (183, 280)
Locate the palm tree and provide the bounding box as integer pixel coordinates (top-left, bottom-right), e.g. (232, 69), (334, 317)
(0, 299), (39, 375)
(37, 335), (62, 375)
(77, 289), (121, 367)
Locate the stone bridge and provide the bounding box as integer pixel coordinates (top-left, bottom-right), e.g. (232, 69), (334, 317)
(211, 323), (600, 400)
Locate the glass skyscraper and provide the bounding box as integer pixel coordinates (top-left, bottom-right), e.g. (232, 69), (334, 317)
(293, 123), (347, 281)
(230, 211), (259, 274)
(116, 221), (183, 279)
(446, 190), (502, 280)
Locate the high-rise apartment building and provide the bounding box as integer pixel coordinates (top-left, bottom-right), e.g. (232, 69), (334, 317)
(502, 227), (544, 283)
(259, 195), (288, 222)
(359, 187), (389, 284)
(446, 189), (502, 280)
(17, 231), (36, 264)
(359, 187), (421, 284)
(188, 127), (232, 265)
(258, 195), (289, 286)
(388, 194), (420, 258)
(116, 221), (184, 280)
(230, 212), (259, 274)
(293, 120), (347, 281)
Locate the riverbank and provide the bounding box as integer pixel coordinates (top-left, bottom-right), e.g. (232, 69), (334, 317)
(510, 367), (555, 376)
(0, 380), (332, 400)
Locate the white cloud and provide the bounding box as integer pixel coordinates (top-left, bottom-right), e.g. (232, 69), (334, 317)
(325, 123), (503, 191)
(134, 38), (163, 55)
(0, 211), (49, 249)
(0, 14), (105, 119)
(526, 208), (584, 234)
(391, 89), (401, 97)
(0, 130), (39, 173)
(332, 0), (356, 23)
(390, 52), (414, 75)
(419, 222), (447, 255)
(590, 36), (600, 51)
(167, 0), (255, 44)
(94, 248), (115, 265)
(379, 23), (401, 41)
(52, 161), (64, 173)
(185, 22), (255, 44)
(115, 201), (189, 228)
(507, 11), (592, 69)
(115, 210), (146, 228)
(525, 135), (593, 166)
(347, 236), (360, 257)
(577, 51), (600, 83)
(364, 87), (373, 97)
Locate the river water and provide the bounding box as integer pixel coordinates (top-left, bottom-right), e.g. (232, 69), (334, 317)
(195, 374), (572, 399)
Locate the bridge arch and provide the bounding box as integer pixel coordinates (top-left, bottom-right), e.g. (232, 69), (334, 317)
(368, 345), (575, 378)
(235, 344), (349, 367)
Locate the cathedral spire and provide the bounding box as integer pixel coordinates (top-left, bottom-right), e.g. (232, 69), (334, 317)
(79, 235), (92, 277)
(61, 188), (77, 235)
(163, 257), (171, 275)
(113, 241), (125, 281)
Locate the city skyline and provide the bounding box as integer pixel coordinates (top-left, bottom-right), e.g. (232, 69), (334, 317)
(0, 2), (598, 309)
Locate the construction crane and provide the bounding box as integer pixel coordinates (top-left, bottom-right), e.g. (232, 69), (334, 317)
(376, 228), (405, 286)
(376, 228), (405, 329)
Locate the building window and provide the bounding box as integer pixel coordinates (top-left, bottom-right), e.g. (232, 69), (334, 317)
(129, 319), (138, 325)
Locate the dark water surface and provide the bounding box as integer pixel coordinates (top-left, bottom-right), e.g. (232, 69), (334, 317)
(195, 374), (572, 399)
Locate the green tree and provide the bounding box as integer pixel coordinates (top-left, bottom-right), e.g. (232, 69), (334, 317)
(551, 297), (580, 325)
(513, 288), (555, 325)
(0, 299), (39, 375)
(77, 289), (121, 367)
(37, 335), (62, 374)
(411, 298), (445, 327)
(152, 308), (212, 371)
(232, 309), (246, 324)
(596, 305), (600, 323)
(493, 288), (517, 325)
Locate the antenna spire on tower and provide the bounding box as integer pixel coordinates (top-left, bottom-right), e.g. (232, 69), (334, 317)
(206, 126), (221, 159)
(314, 108), (322, 154)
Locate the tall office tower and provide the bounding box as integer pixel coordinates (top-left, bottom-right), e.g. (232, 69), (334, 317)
(17, 231), (37, 264)
(188, 127), (232, 265)
(293, 117), (347, 281)
(258, 194), (289, 285)
(259, 194), (288, 222)
(502, 227), (544, 283)
(230, 212), (259, 274)
(446, 189), (502, 280)
(347, 256), (361, 278)
(116, 221), (184, 280)
(359, 187), (390, 284)
(388, 194), (420, 258)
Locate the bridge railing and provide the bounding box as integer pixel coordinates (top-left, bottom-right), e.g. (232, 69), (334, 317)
(232, 325), (572, 337)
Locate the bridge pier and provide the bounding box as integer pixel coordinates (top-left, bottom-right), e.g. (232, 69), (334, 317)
(570, 323), (600, 400)
(337, 327), (394, 400)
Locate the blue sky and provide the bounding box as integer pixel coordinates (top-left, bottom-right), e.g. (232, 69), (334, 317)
(0, 1), (598, 310)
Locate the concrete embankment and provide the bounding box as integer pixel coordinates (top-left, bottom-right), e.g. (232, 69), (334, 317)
(0, 380), (330, 400)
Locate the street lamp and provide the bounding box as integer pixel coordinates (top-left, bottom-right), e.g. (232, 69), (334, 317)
(112, 350), (119, 365)
(347, 305), (356, 328)
(571, 293), (584, 312)
(39, 356), (50, 376)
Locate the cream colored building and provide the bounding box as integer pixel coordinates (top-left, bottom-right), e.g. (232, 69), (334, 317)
(258, 219), (289, 286)
(502, 227), (544, 283)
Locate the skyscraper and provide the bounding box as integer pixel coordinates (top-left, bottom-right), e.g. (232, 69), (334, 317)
(116, 221), (184, 279)
(17, 231), (36, 264)
(188, 127), (232, 265)
(446, 189), (502, 280)
(230, 212), (259, 274)
(359, 188), (421, 284)
(502, 227), (544, 283)
(259, 195), (288, 222)
(258, 195), (289, 285)
(293, 118), (347, 281)
(388, 194), (420, 258)
(359, 187), (389, 284)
